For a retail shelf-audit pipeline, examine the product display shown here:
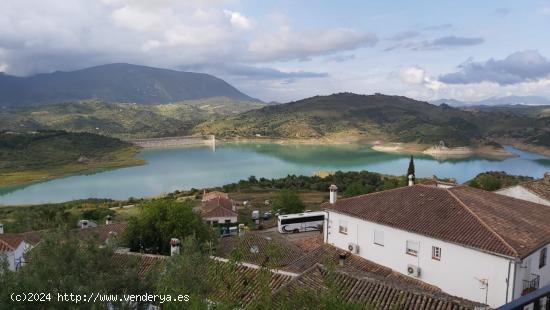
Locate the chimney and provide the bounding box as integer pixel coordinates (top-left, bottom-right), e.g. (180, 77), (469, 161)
(105, 215), (112, 225)
(329, 184), (338, 204)
(238, 223), (245, 237)
(338, 252), (348, 267)
(0, 222), (4, 234)
(408, 174), (415, 186)
(170, 238), (181, 256)
(544, 172), (550, 184)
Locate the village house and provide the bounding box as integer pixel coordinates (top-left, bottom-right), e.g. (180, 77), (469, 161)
(0, 220), (125, 271)
(323, 181), (550, 308)
(0, 230), (41, 271)
(201, 191), (238, 225)
(495, 172), (550, 206)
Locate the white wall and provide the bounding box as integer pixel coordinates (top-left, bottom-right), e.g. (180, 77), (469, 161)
(0, 242), (26, 271)
(512, 243), (550, 299)
(325, 211), (514, 308)
(205, 216), (238, 224)
(496, 186), (550, 206)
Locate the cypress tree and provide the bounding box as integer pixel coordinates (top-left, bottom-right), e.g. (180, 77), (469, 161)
(407, 155), (415, 178)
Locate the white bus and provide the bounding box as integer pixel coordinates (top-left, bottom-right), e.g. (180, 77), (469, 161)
(277, 211), (325, 234)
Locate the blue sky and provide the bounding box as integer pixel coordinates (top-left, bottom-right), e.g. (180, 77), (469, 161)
(1, 0), (550, 102)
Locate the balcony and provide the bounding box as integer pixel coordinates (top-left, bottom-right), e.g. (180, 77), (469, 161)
(522, 274), (540, 296)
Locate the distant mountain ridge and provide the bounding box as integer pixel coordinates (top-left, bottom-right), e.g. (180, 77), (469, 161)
(0, 63), (258, 106)
(432, 95), (550, 107)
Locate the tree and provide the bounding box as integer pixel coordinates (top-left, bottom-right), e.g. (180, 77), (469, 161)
(407, 156), (415, 179)
(470, 174), (502, 191)
(125, 199), (215, 255)
(0, 231), (152, 309)
(272, 189), (305, 214)
(343, 182), (367, 197)
(154, 237), (213, 309)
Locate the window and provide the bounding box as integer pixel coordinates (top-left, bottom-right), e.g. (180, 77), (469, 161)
(225, 219), (231, 224)
(406, 241), (419, 256)
(339, 220), (348, 235)
(432, 246), (442, 261)
(540, 247), (547, 269)
(374, 230), (384, 246)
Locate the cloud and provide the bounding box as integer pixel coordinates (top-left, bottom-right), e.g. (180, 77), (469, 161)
(541, 7), (550, 16)
(247, 27), (377, 62)
(384, 35), (484, 51)
(494, 8), (511, 16)
(420, 24), (453, 31)
(223, 10), (251, 29)
(184, 63), (328, 80)
(0, 0), (377, 76)
(327, 54), (355, 62)
(439, 50), (550, 85)
(420, 36), (484, 49)
(399, 67), (426, 85)
(388, 31), (420, 41)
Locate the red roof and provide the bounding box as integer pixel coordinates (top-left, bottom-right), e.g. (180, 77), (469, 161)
(0, 234), (25, 252)
(203, 205), (238, 219)
(324, 184), (550, 258)
(202, 197), (233, 213)
(202, 191), (229, 202)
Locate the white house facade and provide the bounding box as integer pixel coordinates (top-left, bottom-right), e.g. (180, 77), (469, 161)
(323, 183), (550, 308)
(0, 239), (27, 271)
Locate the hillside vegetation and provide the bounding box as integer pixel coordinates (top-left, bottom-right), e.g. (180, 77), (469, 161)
(0, 130), (143, 186)
(0, 63), (257, 106)
(195, 93), (550, 148)
(0, 98), (263, 139)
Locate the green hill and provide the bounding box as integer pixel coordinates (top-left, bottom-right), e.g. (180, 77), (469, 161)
(195, 93), (483, 146)
(0, 130), (143, 186)
(0, 98), (264, 139)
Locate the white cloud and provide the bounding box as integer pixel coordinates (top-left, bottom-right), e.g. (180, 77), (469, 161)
(248, 27), (377, 62)
(223, 10), (251, 29)
(0, 0), (376, 78)
(399, 66), (426, 84)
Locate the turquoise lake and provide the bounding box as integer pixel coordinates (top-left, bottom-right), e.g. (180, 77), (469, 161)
(1, 143), (549, 205)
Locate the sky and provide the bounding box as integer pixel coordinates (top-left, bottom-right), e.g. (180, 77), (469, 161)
(1, 0), (550, 103)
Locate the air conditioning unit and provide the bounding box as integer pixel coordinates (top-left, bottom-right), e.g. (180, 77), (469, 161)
(407, 264), (421, 277)
(347, 243), (359, 254)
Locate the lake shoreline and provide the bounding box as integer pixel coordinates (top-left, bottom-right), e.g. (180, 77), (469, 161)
(0, 147), (145, 188)
(129, 135), (547, 159)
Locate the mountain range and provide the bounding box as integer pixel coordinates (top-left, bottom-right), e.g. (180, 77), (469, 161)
(431, 95), (550, 107)
(0, 63), (257, 106)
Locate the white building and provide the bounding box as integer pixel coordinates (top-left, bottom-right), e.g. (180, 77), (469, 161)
(495, 172), (550, 206)
(323, 183), (550, 308)
(0, 234), (37, 271)
(201, 196), (238, 225)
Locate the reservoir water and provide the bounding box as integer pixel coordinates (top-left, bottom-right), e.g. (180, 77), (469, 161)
(1, 143), (549, 205)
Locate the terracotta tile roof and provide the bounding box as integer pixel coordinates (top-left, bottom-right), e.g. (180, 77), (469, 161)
(290, 233), (324, 252)
(284, 244), (441, 293)
(203, 205), (238, 219)
(113, 250), (167, 279)
(209, 259), (294, 307)
(216, 232), (306, 268)
(202, 197), (233, 214)
(0, 234), (25, 252)
(518, 178), (550, 202)
(324, 185), (550, 258)
(0, 240), (15, 252)
(202, 191), (229, 202)
(275, 265), (483, 309)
